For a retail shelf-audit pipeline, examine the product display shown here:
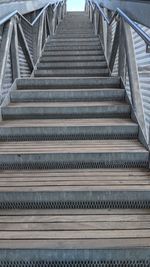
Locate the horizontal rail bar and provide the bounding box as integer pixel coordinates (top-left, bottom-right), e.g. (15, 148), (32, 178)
(88, 0), (150, 49)
(0, 0), (63, 26)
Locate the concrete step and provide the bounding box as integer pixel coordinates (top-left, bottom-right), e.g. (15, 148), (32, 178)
(40, 55), (106, 63)
(0, 118), (138, 141)
(2, 101), (130, 120)
(42, 50), (104, 56)
(0, 140), (148, 170)
(36, 62), (108, 70)
(11, 88), (125, 102)
(16, 77), (121, 90)
(34, 69), (110, 77)
(44, 45), (101, 51)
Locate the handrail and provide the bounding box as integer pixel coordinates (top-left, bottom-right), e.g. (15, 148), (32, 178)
(0, 0), (63, 26)
(88, 0), (150, 51)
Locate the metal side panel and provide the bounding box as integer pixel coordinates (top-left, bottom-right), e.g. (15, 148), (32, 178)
(2, 51), (12, 101)
(21, 17), (33, 59)
(18, 43), (31, 78)
(125, 25), (150, 137)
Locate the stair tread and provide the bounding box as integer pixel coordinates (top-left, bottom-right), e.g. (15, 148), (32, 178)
(0, 167), (149, 191)
(6, 101), (127, 108)
(0, 118), (137, 127)
(0, 208), (150, 249)
(13, 88), (123, 92)
(0, 140), (146, 153)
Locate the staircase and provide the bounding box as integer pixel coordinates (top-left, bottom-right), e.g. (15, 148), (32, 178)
(0, 11), (150, 266)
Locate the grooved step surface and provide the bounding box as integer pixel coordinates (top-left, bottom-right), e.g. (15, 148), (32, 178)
(40, 55), (106, 62)
(0, 169), (149, 192)
(34, 69), (109, 77)
(10, 88), (125, 102)
(0, 118), (137, 127)
(0, 209), (150, 250)
(37, 62), (108, 69)
(0, 140), (146, 153)
(2, 102), (130, 120)
(0, 118), (138, 141)
(44, 46), (101, 51)
(16, 77), (121, 90)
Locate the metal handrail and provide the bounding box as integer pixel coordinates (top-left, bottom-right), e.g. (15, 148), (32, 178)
(0, 0), (64, 26)
(88, 0), (150, 50)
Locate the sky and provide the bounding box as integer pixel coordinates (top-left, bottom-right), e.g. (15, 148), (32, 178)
(67, 0), (85, 11)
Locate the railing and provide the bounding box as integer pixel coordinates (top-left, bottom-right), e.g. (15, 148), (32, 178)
(86, 0), (150, 146)
(0, 0), (66, 103)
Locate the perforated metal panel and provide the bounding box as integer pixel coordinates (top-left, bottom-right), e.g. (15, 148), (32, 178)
(0, 200), (150, 209)
(125, 25), (150, 137)
(2, 51), (13, 101)
(0, 260), (150, 267)
(18, 42), (31, 77)
(21, 19), (33, 60)
(0, 160), (148, 170)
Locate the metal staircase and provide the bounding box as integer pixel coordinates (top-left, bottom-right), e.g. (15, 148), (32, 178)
(0, 1), (150, 266)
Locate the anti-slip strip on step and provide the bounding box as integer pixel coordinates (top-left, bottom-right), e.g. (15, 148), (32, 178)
(0, 261), (150, 267)
(0, 200), (150, 209)
(0, 161), (148, 170)
(0, 133), (138, 142)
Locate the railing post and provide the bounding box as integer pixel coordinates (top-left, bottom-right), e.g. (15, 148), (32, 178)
(106, 10), (112, 61)
(89, 5), (93, 22)
(52, 8), (57, 34)
(118, 18), (126, 81)
(123, 20), (147, 140)
(94, 10), (97, 35)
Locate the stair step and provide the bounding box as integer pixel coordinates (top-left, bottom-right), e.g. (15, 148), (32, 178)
(40, 55), (105, 62)
(34, 69), (109, 77)
(54, 33), (97, 38)
(0, 210), (150, 261)
(2, 101), (130, 120)
(44, 46), (101, 51)
(37, 62), (108, 70)
(42, 50), (104, 56)
(0, 169), (149, 208)
(0, 118), (138, 141)
(46, 41), (100, 47)
(11, 88), (125, 102)
(16, 77), (121, 90)
(56, 31), (95, 35)
(0, 140), (148, 169)
(50, 37), (100, 42)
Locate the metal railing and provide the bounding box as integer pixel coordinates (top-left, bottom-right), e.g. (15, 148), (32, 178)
(0, 0), (66, 103)
(86, 0), (150, 146)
